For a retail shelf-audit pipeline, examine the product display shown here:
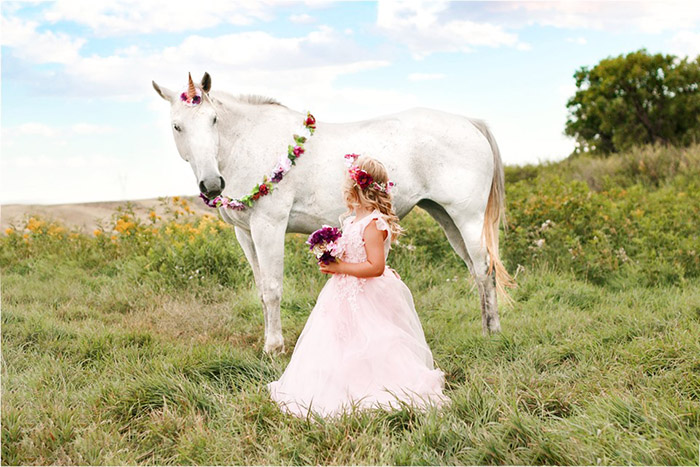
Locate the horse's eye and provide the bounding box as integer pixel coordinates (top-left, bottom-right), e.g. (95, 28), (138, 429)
(212, 116), (217, 125)
(173, 123), (181, 132)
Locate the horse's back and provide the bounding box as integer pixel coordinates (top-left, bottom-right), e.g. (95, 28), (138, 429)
(389, 108), (495, 209)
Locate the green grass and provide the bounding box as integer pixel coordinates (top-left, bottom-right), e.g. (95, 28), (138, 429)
(2, 145), (700, 464)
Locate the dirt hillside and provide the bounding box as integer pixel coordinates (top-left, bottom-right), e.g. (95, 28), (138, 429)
(1, 197), (213, 232)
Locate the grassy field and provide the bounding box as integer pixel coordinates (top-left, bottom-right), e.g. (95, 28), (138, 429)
(2, 144), (699, 465)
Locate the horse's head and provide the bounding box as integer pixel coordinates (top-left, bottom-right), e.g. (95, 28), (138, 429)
(152, 72), (225, 198)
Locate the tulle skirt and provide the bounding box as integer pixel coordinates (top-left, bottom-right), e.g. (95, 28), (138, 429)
(267, 267), (449, 418)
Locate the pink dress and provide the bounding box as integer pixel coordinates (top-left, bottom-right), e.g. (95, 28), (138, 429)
(267, 209), (449, 418)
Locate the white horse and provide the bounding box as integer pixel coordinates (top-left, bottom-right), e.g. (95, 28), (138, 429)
(153, 72), (512, 354)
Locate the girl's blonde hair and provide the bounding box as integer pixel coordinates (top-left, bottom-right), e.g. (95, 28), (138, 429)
(341, 155), (405, 243)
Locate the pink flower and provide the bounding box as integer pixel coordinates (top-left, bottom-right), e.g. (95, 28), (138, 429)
(328, 241), (344, 257)
(344, 153), (360, 168)
(293, 146), (304, 157)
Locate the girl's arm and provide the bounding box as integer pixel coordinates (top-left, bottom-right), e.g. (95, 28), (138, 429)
(320, 220), (386, 278)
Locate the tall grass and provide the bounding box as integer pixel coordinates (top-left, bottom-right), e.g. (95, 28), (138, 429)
(2, 146), (699, 465)
(503, 142), (700, 286)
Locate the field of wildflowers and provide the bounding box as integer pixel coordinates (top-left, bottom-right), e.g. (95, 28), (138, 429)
(1, 144), (699, 465)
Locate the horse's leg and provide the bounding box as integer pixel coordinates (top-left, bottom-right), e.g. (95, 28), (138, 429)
(457, 218), (501, 334)
(418, 200), (501, 334)
(417, 200), (473, 273)
(234, 226), (266, 329)
(249, 218), (286, 354)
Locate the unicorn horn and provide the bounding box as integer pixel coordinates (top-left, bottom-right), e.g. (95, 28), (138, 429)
(187, 72), (196, 99)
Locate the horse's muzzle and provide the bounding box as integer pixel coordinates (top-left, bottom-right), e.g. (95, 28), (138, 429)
(199, 176), (226, 198)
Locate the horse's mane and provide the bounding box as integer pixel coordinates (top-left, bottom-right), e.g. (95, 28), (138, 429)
(210, 90), (284, 107)
(236, 94), (283, 106)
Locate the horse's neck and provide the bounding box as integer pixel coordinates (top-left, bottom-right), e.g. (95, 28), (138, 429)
(213, 95), (302, 192)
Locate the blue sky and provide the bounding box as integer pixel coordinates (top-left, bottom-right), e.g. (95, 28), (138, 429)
(2, 0), (699, 204)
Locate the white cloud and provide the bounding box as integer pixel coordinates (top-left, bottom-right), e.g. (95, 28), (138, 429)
(289, 13), (315, 24)
(668, 30), (700, 58)
(408, 73), (446, 82)
(495, 1), (700, 34)
(1, 15), (85, 64)
(4, 154), (119, 169)
(42, 0), (273, 35)
(303, 0), (336, 7)
(6, 25), (388, 102)
(376, 0), (529, 59)
(16, 123), (59, 137)
(7, 122), (117, 137)
(374, 0), (700, 58)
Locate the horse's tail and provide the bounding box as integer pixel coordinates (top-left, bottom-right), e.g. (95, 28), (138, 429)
(470, 119), (516, 302)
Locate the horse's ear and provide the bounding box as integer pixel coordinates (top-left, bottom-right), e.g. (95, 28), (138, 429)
(201, 72), (211, 93)
(152, 81), (176, 102)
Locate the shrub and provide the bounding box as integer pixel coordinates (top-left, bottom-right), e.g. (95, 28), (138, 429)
(503, 145), (700, 286)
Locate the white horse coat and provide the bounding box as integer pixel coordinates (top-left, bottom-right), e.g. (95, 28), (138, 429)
(153, 73), (511, 353)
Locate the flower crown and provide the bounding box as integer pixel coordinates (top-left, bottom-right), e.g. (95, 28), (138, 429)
(343, 153), (395, 194)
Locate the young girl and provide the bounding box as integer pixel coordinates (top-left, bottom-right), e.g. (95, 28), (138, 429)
(267, 155), (449, 418)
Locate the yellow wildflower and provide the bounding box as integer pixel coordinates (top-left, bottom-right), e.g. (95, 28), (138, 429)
(115, 219), (136, 234)
(26, 217), (44, 232)
(94, 229), (102, 236)
(5, 228), (14, 235)
(48, 225), (66, 236)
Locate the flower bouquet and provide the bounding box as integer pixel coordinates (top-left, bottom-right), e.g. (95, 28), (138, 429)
(306, 225), (343, 265)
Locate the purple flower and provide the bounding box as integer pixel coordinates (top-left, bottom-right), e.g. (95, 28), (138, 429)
(271, 169), (284, 183)
(306, 226), (341, 247)
(199, 193), (217, 207)
(200, 193), (247, 211)
(306, 226), (343, 264)
(318, 251), (334, 265)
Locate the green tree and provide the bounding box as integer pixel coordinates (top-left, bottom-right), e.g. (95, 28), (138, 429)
(565, 49), (700, 155)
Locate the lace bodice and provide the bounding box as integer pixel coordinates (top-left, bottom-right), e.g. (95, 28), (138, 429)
(333, 209), (393, 310)
(337, 209), (392, 264)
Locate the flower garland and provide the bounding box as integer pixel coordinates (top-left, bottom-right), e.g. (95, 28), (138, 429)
(344, 153), (395, 193)
(200, 112), (316, 211)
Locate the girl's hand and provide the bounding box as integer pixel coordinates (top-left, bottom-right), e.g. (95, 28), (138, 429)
(319, 259), (344, 275)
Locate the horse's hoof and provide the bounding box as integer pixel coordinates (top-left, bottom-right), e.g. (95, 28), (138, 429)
(482, 320), (502, 335)
(264, 339), (285, 355)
